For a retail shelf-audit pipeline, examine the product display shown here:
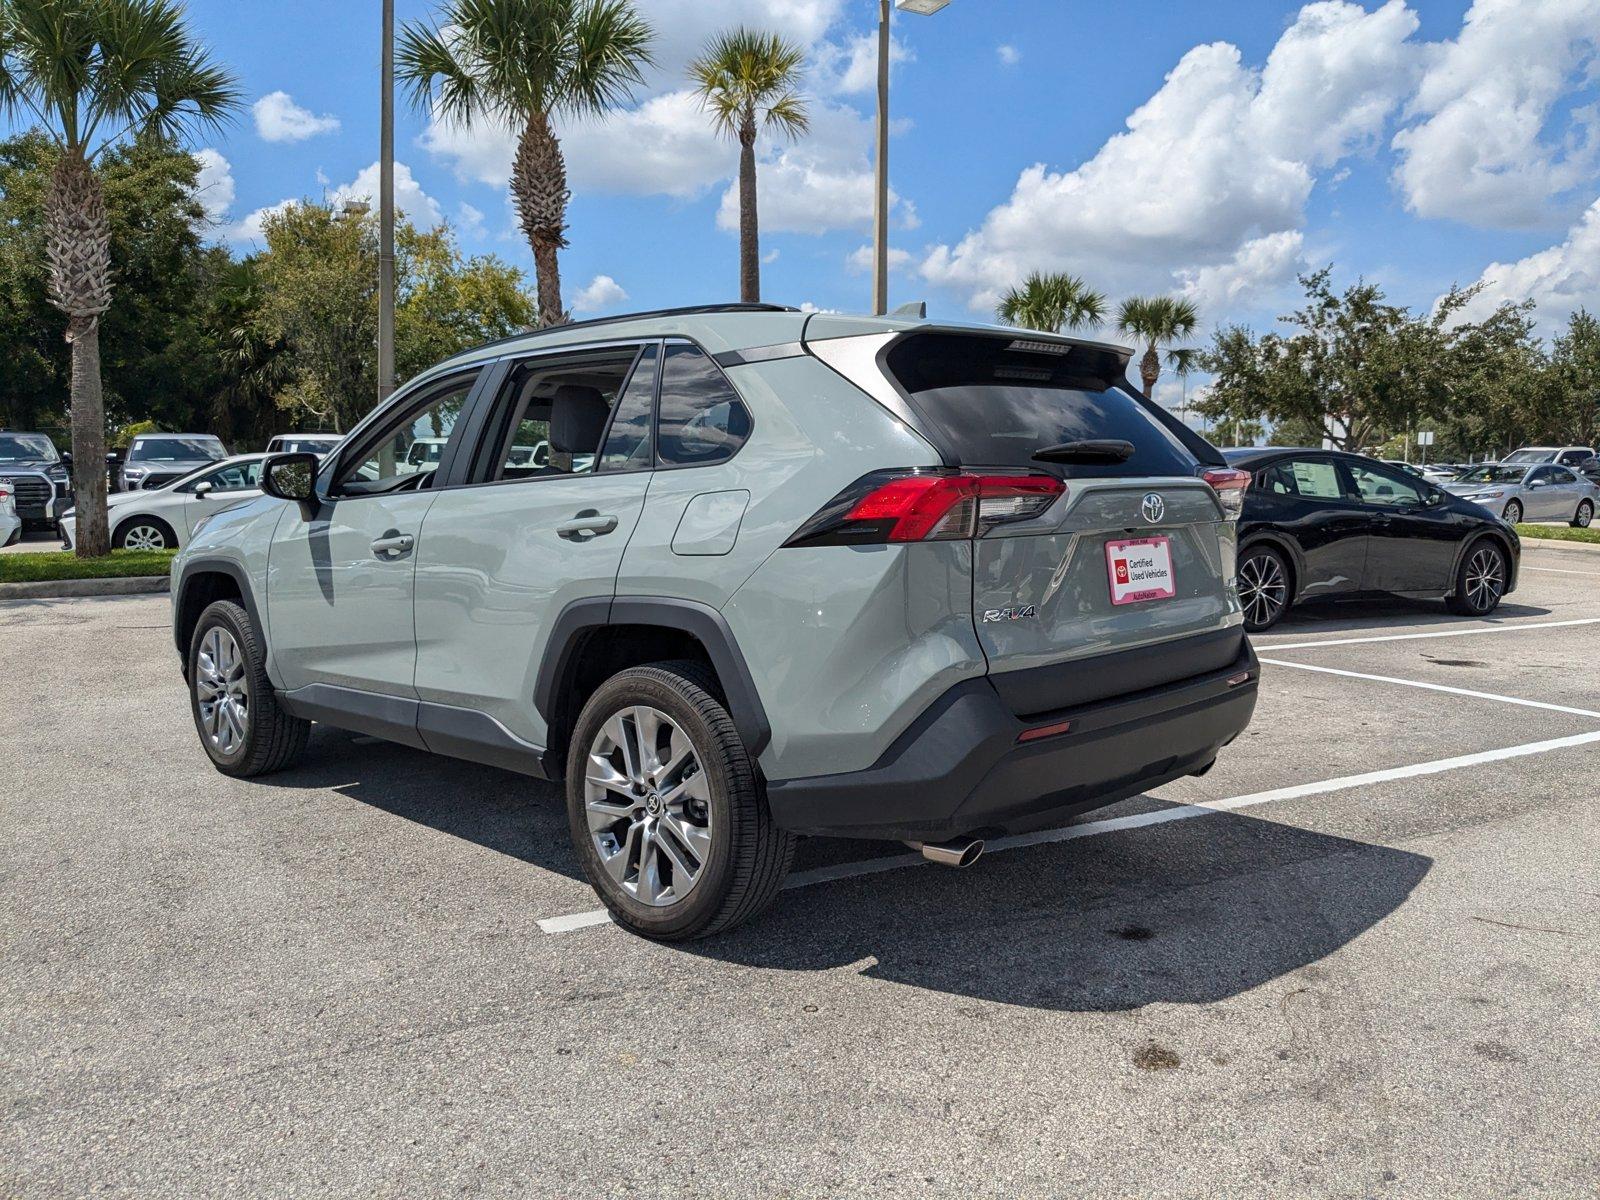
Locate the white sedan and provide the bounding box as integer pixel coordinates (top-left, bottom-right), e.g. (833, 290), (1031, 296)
(0, 480), (20, 547)
(61, 455), (266, 551)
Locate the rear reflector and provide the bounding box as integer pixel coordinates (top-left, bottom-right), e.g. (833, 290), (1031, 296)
(1017, 719), (1073, 743)
(787, 470), (1065, 547)
(1201, 467), (1251, 520)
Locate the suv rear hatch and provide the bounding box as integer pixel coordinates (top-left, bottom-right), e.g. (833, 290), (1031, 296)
(811, 327), (1247, 716)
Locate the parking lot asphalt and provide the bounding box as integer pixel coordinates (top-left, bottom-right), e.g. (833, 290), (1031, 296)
(3, 539), (1597, 1198)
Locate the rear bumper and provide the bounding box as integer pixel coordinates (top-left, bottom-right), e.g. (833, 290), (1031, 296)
(766, 640), (1259, 841)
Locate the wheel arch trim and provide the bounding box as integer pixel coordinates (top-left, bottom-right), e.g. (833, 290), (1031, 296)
(172, 556), (264, 662)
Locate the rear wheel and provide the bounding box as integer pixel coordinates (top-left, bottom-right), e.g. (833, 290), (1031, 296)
(1501, 499), (1522, 525)
(566, 662), (795, 941)
(1446, 541), (1508, 616)
(1573, 500), (1594, 528)
(1237, 545), (1291, 632)
(115, 516), (175, 550)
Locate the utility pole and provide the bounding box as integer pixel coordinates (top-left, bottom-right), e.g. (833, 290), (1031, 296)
(379, 0), (396, 402)
(871, 0), (891, 317)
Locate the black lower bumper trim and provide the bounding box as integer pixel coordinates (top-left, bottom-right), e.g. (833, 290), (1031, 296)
(766, 640), (1259, 841)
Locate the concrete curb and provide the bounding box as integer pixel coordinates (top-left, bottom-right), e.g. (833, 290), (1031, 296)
(1519, 533), (1600, 554)
(0, 575), (170, 601)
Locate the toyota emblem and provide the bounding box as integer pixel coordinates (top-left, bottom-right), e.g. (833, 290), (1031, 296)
(1141, 493), (1166, 523)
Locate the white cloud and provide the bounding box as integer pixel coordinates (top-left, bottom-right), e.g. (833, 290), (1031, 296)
(252, 91), (341, 143)
(191, 148), (235, 226)
(762, 248), (781, 264)
(813, 32), (911, 95)
(997, 45), (1021, 67)
(457, 201), (486, 237)
(920, 1), (1420, 315)
(572, 274), (629, 313)
(328, 161), (444, 228)
(1177, 230), (1306, 313)
(1392, 0), (1600, 228)
(1452, 195), (1600, 334)
(229, 198), (295, 244)
(847, 243), (912, 273)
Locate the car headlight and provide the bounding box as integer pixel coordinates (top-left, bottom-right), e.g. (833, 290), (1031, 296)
(1467, 490), (1504, 500)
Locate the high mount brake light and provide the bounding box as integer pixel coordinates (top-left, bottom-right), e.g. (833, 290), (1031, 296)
(1201, 467), (1251, 520)
(786, 470), (1066, 547)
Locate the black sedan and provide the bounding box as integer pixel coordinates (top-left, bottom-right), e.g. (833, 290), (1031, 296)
(1222, 448), (1521, 632)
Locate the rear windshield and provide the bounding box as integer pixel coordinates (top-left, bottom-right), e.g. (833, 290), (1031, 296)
(883, 333), (1199, 478)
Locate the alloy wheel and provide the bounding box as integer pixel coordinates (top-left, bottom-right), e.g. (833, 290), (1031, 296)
(1577, 501), (1593, 528)
(1503, 501), (1522, 525)
(195, 626), (249, 754)
(123, 524), (167, 550)
(1464, 546), (1505, 612)
(584, 705), (714, 908)
(1238, 552), (1288, 628)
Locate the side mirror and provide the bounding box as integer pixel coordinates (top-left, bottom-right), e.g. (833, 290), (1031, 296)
(191, 481), (214, 498)
(60, 451), (73, 466)
(261, 452), (319, 512)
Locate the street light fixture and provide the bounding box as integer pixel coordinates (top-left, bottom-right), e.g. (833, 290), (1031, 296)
(873, 0), (949, 315)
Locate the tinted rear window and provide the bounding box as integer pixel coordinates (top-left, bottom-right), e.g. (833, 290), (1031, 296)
(883, 333), (1198, 477)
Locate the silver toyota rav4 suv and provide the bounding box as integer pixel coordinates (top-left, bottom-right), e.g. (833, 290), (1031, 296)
(171, 303), (1259, 940)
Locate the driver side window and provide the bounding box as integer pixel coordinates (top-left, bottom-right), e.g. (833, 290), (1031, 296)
(336, 374), (477, 496)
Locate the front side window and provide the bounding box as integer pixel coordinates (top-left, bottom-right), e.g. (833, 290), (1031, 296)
(656, 344), (751, 467)
(338, 374), (477, 496)
(1552, 467), (1578, 485)
(1347, 462), (1424, 507)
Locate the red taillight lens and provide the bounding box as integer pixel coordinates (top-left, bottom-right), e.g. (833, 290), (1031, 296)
(1201, 467), (1251, 520)
(788, 470), (1065, 547)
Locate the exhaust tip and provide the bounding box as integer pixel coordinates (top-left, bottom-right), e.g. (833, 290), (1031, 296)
(906, 836), (985, 868)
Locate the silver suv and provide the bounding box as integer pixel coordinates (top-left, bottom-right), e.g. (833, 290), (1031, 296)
(170, 304), (1259, 939)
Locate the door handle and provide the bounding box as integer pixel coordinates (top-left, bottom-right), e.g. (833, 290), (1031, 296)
(557, 512), (619, 539)
(371, 533), (415, 557)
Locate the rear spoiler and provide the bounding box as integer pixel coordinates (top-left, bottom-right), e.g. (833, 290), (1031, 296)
(1117, 379), (1227, 468)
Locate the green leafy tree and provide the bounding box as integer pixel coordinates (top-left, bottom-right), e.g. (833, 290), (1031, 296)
(1116, 295), (1200, 400)
(996, 271), (1107, 334)
(1551, 309), (1600, 447)
(399, 0), (654, 328)
(0, 0), (240, 556)
(689, 27), (808, 303)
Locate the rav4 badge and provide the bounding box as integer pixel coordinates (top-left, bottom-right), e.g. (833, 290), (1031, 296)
(982, 605), (1037, 622)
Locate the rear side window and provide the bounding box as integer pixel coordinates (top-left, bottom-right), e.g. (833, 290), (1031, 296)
(883, 333), (1197, 477)
(656, 344), (751, 467)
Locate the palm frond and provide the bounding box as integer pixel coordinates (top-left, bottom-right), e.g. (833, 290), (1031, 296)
(689, 26), (808, 142)
(560, 0), (654, 117)
(397, 19), (490, 125)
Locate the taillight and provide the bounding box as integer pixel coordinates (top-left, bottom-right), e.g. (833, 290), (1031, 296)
(1202, 467), (1251, 520)
(785, 469), (1065, 547)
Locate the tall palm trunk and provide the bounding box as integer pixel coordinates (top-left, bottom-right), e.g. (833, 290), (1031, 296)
(738, 109), (760, 303)
(1140, 345), (1160, 399)
(511, 113), (570, 327)
(44, 154), (113, 558)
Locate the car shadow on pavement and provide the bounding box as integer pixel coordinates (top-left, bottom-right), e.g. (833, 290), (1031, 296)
(1266, 597), (1550, 636)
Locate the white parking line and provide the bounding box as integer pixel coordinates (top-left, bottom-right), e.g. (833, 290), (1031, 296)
(1260, 617), (1600, 652)
(1523, 566), (1600, 576)
(1257, 656), (1600, 719)
(535, 728), (1600, 935)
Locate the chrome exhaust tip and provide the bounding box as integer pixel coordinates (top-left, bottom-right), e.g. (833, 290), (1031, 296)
(905, 835), (985, 869)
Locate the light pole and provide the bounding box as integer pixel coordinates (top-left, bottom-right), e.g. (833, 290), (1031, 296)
(379, 0), (396, 403)
(873, 0), (949, 315)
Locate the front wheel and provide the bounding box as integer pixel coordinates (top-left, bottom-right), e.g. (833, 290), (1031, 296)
(1446, 541), (1508, 616)
(1237, 545), (1291, 632)
(188, 600), (310, 777)
(1573, 500), (1594, 528)
(566, 663), (795, 941)
(1501, 499), (1523, 525)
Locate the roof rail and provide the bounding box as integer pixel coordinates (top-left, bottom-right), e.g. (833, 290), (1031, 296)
(443, 302), (801, 363)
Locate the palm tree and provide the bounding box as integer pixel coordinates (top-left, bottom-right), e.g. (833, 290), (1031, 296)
(399, 0), (654, 328)
(689, 28), (808, 304)
(1116, 295), (1200, 400)
(0, 0), (239, 557)
(997, 271), (1107, 334)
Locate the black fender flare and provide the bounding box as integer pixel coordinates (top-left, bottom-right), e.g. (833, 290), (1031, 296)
(1238, 532), (1302, 605)
(534, 596), (772, 758)
(172, 556), (264, 659)
(1449, 529), (1518, 594)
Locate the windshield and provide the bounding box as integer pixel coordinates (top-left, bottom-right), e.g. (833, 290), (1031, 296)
(0, 433), (58, 463)
(1502, 449), (1554, 464)
(1457, 465), (1527, 484)
(129, 436), (226, 462)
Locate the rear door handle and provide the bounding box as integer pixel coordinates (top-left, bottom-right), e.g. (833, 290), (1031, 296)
(371, 533), (415, 557)
(557, 512), (619, 539)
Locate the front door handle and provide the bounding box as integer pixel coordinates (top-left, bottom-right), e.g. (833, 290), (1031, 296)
(557, 511), (619, 540)
(371, 532), (415, 557)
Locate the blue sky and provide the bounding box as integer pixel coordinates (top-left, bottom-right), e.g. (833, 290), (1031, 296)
(11, 0), (1600, 410)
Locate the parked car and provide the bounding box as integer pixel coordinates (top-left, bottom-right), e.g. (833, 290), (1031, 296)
(1500, 445), (1596, 468)
(1223, 448), (1521, 632)
(120, 433), (229, 491)
(0, 430), (72, 530)
(170, 303), (1260, 940)
(265, 433), (342, 456)
(63, 455), (265, 550)
(1574, 455), (1600, 485)
(0, 478), (21, 546)
(1442, 462), (1596, 527)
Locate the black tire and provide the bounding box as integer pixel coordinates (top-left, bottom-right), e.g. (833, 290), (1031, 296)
(1501, 499), (1522, 525)
(565, 661), (795, 941)
(1573, 499), (1594, 528)
(115, 514), (176, 550)
(1446, 539), (1509, 617)
(1237, 544), (1291, 632)
(188, 599), (310, 777)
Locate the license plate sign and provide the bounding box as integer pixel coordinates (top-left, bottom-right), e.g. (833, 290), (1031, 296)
(1106, 536), (1176, 605)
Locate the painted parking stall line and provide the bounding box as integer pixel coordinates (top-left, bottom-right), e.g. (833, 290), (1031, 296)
(1259, 616), (1600, 652)
(535, 728), (1600, 935)
(1257, 656), (1600, 719)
